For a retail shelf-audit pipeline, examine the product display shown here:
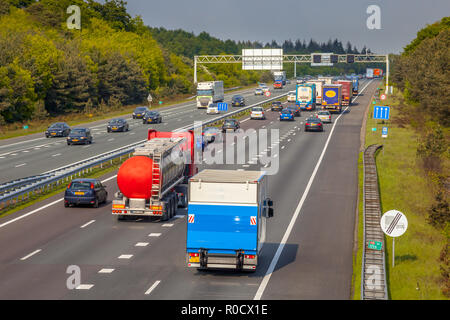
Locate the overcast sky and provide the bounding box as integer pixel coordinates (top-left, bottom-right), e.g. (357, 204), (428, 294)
(123, 0), (450, 54)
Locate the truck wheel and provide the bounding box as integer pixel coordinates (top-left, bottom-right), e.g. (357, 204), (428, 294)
(161, 205), (169, 221)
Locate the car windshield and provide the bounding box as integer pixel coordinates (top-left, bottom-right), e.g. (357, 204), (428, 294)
(307, 118), (320, 122)
(224, 120), (236, 125)
(70, 181), (93, 190)
(204, 127), (218, 133)
(318, 112), (329, 115)
(49, 123), (64, 129)
(71, 129), (85, 134)
(135, 107), (147, 112)
(281, 109), (292, 114)
(273, 102), (281, 105)
(289, 91), (295, 94)
(110, 119), (123, 124)
(232, 95), (242, 100)
(146, 111), (158, 116)
(252, 107), (263, 112)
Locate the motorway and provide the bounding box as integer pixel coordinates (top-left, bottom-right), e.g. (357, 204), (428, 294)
(0, 79), (380, 299)
(0, 84), (296, 184)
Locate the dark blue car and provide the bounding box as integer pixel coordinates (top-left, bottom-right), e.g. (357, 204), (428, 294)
(64, 179), (108, 208)
(279, 109), (295, 121)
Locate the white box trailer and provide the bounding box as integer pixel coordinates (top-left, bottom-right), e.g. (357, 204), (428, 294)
(196, 81), (224, 109)
(307, 80), (325, 104)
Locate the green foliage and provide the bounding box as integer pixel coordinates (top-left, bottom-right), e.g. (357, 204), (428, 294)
(428, 191), (450, 229)
(393, 21), (450, 126)
(403, 17), (450, 56)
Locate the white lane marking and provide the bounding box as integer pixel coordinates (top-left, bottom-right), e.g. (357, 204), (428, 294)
(80, 220), (95, 228)
(281, 146), (285, 150)
(11, 153), (18, 156)
(288, 139), (291, 142)
(0, 156), (4, 159)
(162, 224), (173, 227)
(145, 280), (161, 295)
(76, 284), (94, 290)
(149, 233), (161, 237)
(243, 165), (250, 168)
(118, 254), (133, 259)
(52, 153), (61, 157)
(22, 151), (29, 153)
(15, 163), (27, 168)
(254, 79), (374, 300)
(107, 138), (114, 142)
(237, 169), (244, 171)
(0, 175), (117, 229)
(98, 268), (115, 274)
(135, 242), (149, 247)
(0, 137), (47, 150)
(173, 215), (184, 219)
(20, 249), (42, 261)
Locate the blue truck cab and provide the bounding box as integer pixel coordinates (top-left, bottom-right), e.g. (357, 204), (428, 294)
(186, 170), (274, 272)
(296, 83), (316, 111)
(351, 76), (359, 96)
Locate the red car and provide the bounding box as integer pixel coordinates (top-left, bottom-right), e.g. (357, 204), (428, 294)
(273, 81), (283, 89)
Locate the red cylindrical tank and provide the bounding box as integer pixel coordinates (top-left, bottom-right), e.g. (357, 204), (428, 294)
(117, 156), (157, 199)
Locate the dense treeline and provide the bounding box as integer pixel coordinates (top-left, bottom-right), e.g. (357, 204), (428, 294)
(392, 17), (450, 126)
(391, 17), (449, 297)
(0, 0), (372, 125)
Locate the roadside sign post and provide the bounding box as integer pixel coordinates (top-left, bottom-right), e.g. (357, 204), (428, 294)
(373, 106), (390, 120)
(382, 127), (388, 138)
(147, 93), (153, 108)
(218, 102), (228, 112)
(380, 210), (408, 268)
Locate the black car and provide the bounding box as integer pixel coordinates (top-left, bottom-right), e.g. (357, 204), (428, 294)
(107, 118), (129, 132)
(305, 117), (324, 132)
(143, 111), (162, 124)
(286, 104), (301, 117)
(271, 101), (283, 111)
(67, 128), (93, 145)
(45, 122), (71, 138)
(231, 95), (245, 107)
(64, 179), (108, 208)
(132, 106), (149, 119)
(222, 119), (240, 133)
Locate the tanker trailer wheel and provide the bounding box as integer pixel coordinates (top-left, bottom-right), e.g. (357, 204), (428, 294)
(161, 201), (170, 221)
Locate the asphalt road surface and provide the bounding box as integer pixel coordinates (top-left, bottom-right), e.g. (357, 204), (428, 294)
(0, 79), (379, 299)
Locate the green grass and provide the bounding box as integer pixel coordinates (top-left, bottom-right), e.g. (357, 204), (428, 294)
(352, 84), (448, 299)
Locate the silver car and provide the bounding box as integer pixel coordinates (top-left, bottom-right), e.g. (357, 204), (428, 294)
(250, 106), (266, 120)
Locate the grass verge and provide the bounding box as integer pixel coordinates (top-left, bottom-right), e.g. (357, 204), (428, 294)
(352, 85), (447, 299)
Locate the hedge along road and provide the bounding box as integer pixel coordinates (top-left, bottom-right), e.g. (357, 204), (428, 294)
(0, 83), (297, 184)
(0, 79), (378, 299)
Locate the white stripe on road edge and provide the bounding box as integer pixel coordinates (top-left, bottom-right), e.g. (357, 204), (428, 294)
(15, 163), (27, 168)
(145, 280), (161, 295)
(162, 224), (174, 227)
(76, 284), (94, 290)
(0, 175), (118, 229)
(98, 268), (115, 274)
(118, 254), (133, 259)
(20, 249), (42, 261)
(135, 242), (149, 247)
(254, 79), (374, 300)
(149, 233), (162, 237)
(80, 220), (96, 229)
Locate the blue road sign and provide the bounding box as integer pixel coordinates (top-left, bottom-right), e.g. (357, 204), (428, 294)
(218, 102), (228, 112)
(382, 127), (388, 137)
(374, 106), (390, 120)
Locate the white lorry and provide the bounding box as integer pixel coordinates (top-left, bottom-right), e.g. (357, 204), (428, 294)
(307, 80), (325, 104)
(196, 81), (224, 109)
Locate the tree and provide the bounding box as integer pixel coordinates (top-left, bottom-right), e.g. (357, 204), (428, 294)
(45, 48), (94, 114)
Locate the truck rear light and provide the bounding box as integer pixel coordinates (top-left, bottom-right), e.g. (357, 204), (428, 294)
(151, 206), (162, 210)
(113, 204), (125, 209)
(245, 255), (255, 259)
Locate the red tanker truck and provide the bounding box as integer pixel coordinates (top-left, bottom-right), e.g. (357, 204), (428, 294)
(334, 80), (352, 106)
(112, 130), (197, 221)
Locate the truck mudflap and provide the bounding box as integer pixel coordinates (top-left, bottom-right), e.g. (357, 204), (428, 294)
(187, 249), (257, 271)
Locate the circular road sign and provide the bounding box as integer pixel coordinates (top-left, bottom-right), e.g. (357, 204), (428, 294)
(380, 210), (408, 237)
(380, 94), (387, 101)
(265, 91), (271, 97)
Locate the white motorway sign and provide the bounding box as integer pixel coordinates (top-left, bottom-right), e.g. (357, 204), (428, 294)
(380, 210), (408, 237)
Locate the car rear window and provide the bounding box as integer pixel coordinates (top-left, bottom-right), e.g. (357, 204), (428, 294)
(70, 181), (93, 190)
(252, 107), (263, 111)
